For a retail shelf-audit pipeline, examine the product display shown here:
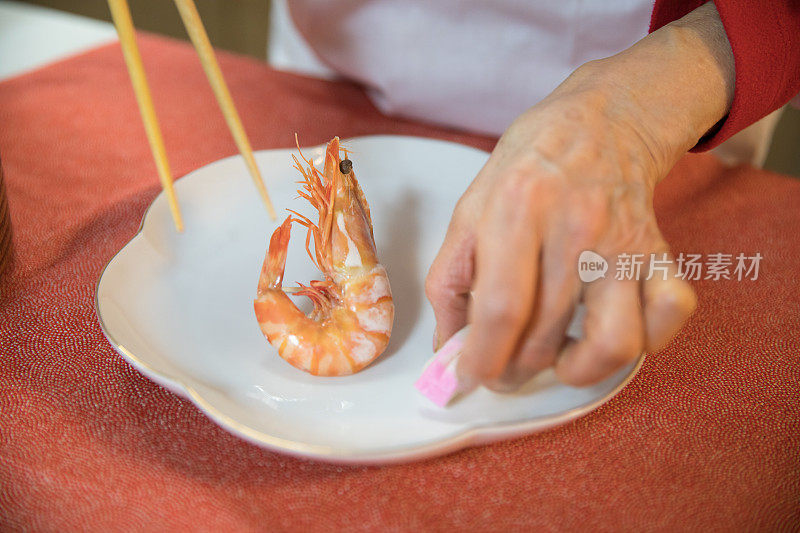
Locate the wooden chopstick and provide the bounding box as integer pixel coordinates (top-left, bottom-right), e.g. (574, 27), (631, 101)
(173, 0), (277, 220)
(107, 0), (184, 232)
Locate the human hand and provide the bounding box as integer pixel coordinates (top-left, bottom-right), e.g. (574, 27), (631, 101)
(424, 3), (733, 389)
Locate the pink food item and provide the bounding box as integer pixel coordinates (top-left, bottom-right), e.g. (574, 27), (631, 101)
(414, 326), (472, 407)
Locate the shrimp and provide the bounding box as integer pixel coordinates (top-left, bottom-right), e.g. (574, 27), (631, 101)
(253, 137), (394, 376)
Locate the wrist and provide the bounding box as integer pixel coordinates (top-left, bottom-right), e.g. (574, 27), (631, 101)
(559, 3), (733, 178)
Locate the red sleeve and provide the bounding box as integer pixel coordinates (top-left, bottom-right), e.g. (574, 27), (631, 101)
(650, 0), (800, 151)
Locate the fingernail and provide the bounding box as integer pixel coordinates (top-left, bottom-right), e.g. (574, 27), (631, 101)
(454, 365), (478, 393)
(485, 380), (519, 393)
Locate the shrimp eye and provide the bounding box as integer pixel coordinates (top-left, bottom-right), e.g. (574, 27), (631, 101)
(339, 159), (353, 175)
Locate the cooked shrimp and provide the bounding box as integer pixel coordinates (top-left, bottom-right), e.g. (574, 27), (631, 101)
(253, 137), (394, 376)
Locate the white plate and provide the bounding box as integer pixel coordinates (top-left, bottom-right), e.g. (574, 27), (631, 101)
(96, 135), (642, 464)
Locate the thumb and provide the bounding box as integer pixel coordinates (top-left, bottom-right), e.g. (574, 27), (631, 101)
(425, 228), (475, 351)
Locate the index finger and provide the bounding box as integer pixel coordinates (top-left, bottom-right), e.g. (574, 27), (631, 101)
(459, 177), (541, 385)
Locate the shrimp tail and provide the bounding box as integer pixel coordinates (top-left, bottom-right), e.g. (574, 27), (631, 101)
(258, 215), (293, 295)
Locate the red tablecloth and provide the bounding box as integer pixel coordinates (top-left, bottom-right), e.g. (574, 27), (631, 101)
(1, 36), (798, 531)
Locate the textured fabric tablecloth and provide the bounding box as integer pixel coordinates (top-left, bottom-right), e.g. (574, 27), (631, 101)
(0, 36), (798, 531)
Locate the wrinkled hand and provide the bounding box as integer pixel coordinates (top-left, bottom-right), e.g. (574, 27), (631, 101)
(424, 4), (734, 389)
(426, 87), (695, 389)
